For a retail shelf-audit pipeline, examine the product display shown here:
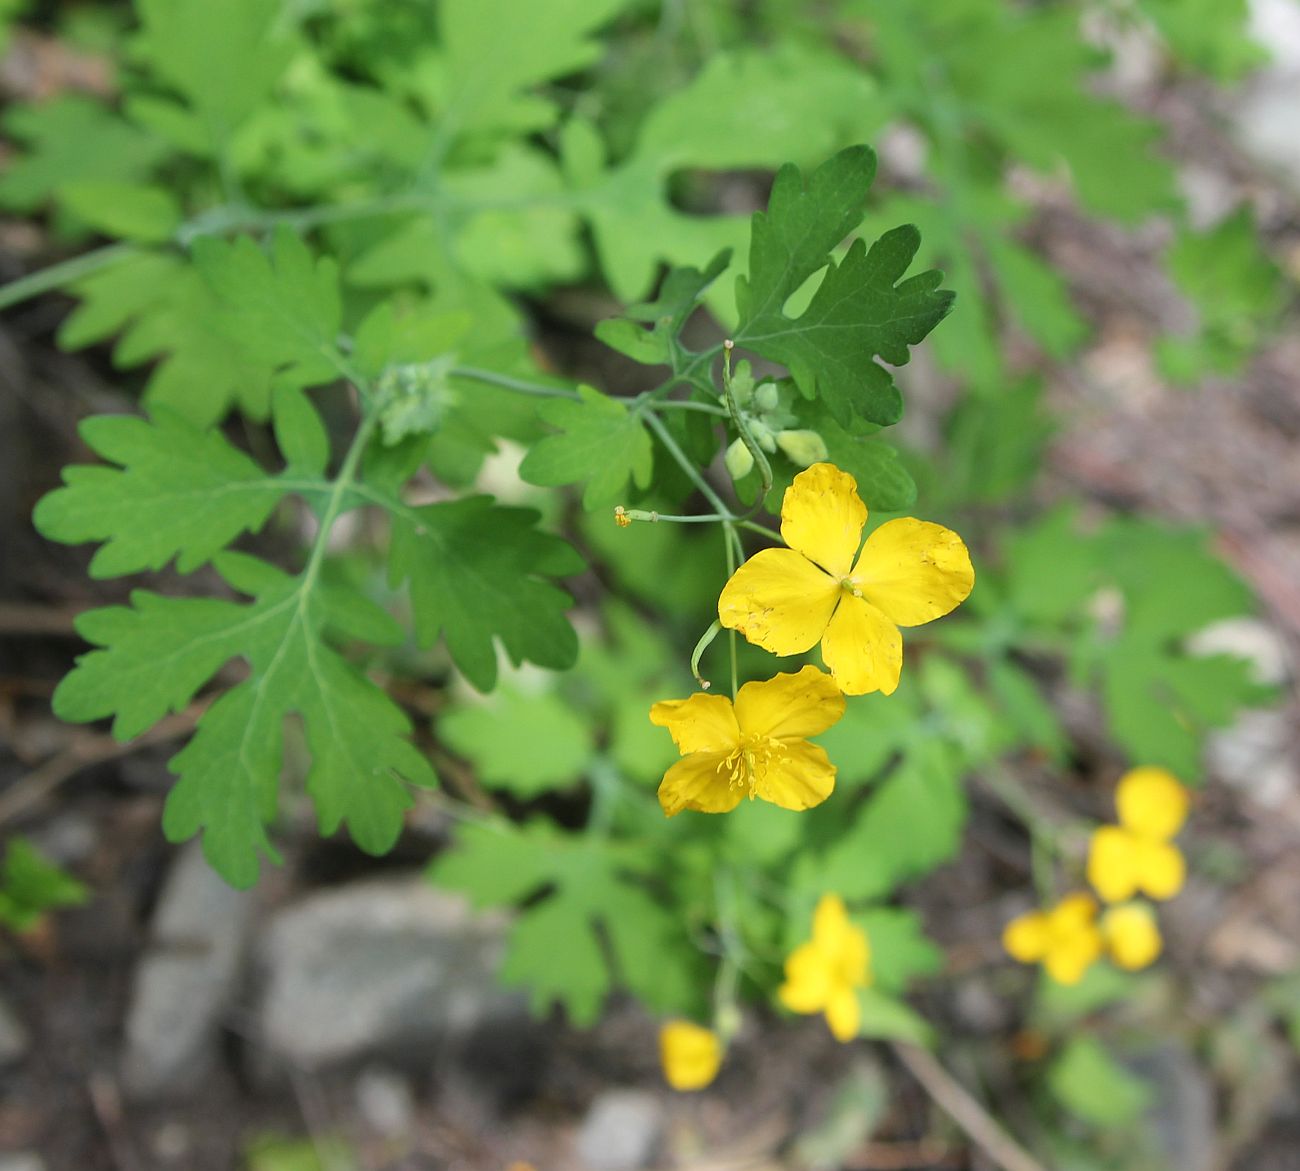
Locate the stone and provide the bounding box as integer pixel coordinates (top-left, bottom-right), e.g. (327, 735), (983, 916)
(0, 1155), (47, 1171)
(355, 1067), (417, 1139)
(121, 842), (257, 1098)
(1126, 1043), (1215, 1171)
(0, 994), (29, 1067)
(575, 1089), (664, 1171)
(255, 877), (521, 1071)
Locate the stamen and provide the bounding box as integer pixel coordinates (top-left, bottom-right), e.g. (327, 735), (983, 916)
(714, 735), (789, 797)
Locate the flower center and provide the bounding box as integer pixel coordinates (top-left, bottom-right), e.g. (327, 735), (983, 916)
(716, 733), (788, 798)
(839, 575), (863, 599)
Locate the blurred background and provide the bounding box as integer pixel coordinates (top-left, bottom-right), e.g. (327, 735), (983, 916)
(0, 1), (1298, 1169)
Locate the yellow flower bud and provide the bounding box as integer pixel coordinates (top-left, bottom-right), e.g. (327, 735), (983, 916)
(724, 437), (754, 480)
(659, 1020), (722, 1090)
(776, 429), (830, 468)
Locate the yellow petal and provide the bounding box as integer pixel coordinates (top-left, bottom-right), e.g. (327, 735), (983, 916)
(735, 665), (846, 741)
(1003, 911), (1051, 963)
(718, 547), (840, 656)
(659, 1021), (723, 1091)
(1101, 904), (1162, 971)
(649, 692), (739, 756)
(753, 740), (836, 812)
(854, 518), (975, 628)
(657, 753), (743, 816)
(824, 987), (861, 1042)
(1115, 767), (1188, 840)
(820, 594), (903, 695)
(1086, 826), (1142, 904)
(1049, 892), (1099, 935)
(779, 462), (867, 577)
(811, 893), (852, 954)
(779, 942), (832, 1013)
(1134, 839), (1186, 901)
(1044, 925), (1102, 986)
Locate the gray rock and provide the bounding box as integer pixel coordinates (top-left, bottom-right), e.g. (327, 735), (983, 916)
(122, 842), (257, 1098)
(355, 1066), (417, 1139)
(576, 1089), (665, 1171)
(0, 1154), (47, 1171)
(255, 878), (520, 1071)
(1231, 0), (1300, 187)
(1126, 1043), (1215, 1171)
(0, 995), (29, 1067)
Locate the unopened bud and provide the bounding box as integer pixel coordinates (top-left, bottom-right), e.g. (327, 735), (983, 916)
(754, 382), (780, 413)
(724, 437), (754, 480)
(776, 429), (829, 468)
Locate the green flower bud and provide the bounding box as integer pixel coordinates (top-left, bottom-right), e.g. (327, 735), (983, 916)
(776, 429), (829, 468)
(724, 436), (754, 480)
(748, 418), (778, 452)
(754, 381), (780, 413)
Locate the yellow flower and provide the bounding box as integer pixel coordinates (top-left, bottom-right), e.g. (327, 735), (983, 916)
(1087, 767), (1189, 903)
(649, 665), (845, 816)
(659, 1020), (723, 1090)
(1002, 893), (1104, 986)
(778, 893), (871, 1041)
(1101, 902), (1162, 971)
(718, 463), (973, 695)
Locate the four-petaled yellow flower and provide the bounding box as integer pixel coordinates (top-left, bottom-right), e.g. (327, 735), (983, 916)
(1100, 902), (1163, 971)
(718, 463), (974, 696)
(649, 666), (845, 816)
(659, 1020), (723, 1090)
(778, 893), (871, 1041)
(1087, 767), (1189, 904)
(1002, 893), (1104, 986)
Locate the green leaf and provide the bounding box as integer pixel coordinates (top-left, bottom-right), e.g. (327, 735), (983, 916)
(857, 907), (943, 995)
(0, 839), (89, 932)
(192, 227), (344, 389)
(54, 555), (435, 887)
(797, 736), (967, 900)
(1157, 208), (1286, 385)
(570, 46), (884, 304)
(59, 181), (181, 244)
(854, 988), (933, 1044)
(440, 687), (594, 797)
(1137, 0), (1265, 80)
(733, 146), (954, 427)
(1048, 1036), (1152, 1127)
(435, 0), (627, 140)
(386, 496), (582, 691)
(518, 387), (654, 509)
(60, 251), (277, 426)
(133, 0), (296, 153)
(432, 821), (702, 1024)
(33, 410), (286, 577)
(0, 95), (167, 213)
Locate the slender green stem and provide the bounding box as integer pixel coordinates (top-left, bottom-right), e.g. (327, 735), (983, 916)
(0, 242), (135, 312)
(450, 365), (583, 400)
(642, 410), (733, 518)
(690, 620), (722, 690)
(649, 399), (727, 416)
(300, 409), (377, 588)
(620, 508), (731, 524)
(720, 339), (773, 502)
(724, 524), (739, 699)
(738, 520), (782, 543)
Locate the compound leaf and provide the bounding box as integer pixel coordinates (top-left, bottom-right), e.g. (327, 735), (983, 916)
(33, 409), (287, 577)
(518, 386), (654, 509)
(733, 147), (954, 427)
(387, 496), (582, 691)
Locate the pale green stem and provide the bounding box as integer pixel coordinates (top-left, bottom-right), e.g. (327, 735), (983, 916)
(0, 242), (134, 312)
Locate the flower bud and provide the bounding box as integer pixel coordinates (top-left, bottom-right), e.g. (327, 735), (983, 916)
(724, 436), (754, 480)
(754, 381), (780, 413)
(776, 429), (829, 467)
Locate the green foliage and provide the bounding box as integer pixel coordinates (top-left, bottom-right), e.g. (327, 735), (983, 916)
(431, 819), (704, 1025)
(733, 147), (952, 427)
(1047, 1036), (1152, 1127)
(519, 386), (654, 509)
(1157, 208), (1289, 384)
(0, 838), (89, 932)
